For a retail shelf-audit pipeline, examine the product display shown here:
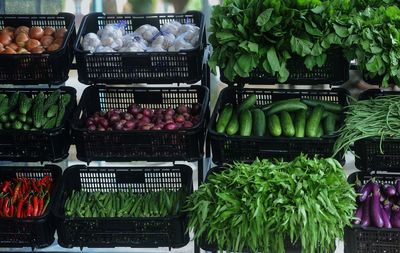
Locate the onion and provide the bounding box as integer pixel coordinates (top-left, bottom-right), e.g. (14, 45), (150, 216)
(99, 111), (106, 117)
(141, 116), (151, 124)
(1, 47), (16, 54)
(165, 107), (175, 116)
(8, 43), (18, 51)
(29, 27), (44, 40)
(128, 103), (141, 115)
(114, 121), (125, 130)
(183, 121), (194, 128)
(141, 124), (154, 131)
(175, 115), (185, 123)
(165, 119), (174, 125)
(142, 108), (153, 117)
(40, 35), (54, 48)
(0, 32), (12, 46)
(176, 123), (183, 129)
(88, 125), (96, 131)
(30, 46), (45, 54)
(154, 108), (164, 115)
(124, 120), (136, 129)
(99, 117), (109, 128)
(86, 118), (95, 127)
(55, 28), (67, 39)
(15, 33), (29, 47)
(53, 37), (64, 45)
(183, 112), (191, 120)
(176, 104), (188, 114)
(26, 39), (41, 51)
(93, 115), (100, 123)
(47, 43), (60, 52)
(109, 114), (121, 123)
(43, 26), (55, 36)
(17, 47), (30, 54)
(14, 26), (29, 36)
(164, 114), (173, 121)
(97, 126), (106, 131)
(136, 113), (144, 120)
(152, 126), (162, 130)
(2, 26), (15, 38)
(164, 123), (178, 130)
(122, 112), (134, 121)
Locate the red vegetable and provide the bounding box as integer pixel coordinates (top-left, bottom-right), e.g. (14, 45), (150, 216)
(98, 117), (109, 128)
(142, 108), (153, 118)
(88, 125), (96, 131)
(176, 104), (188, 114)
(175, 115), (185, 123)
(136, 113), (144, 120)
(16, 198), (24, 218)
(32, 196), (39, 216)
(164, 123), (178, 130)
(12, 182), (21, 203)
(109, 114), (121, 123)
(183, 121), (193, 128)
(2, 181), (10, 193)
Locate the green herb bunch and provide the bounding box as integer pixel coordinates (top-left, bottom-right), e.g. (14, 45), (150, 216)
(186, 155), (356, 253)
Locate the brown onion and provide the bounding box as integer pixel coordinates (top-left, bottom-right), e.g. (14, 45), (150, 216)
(8, 43), (18, 51)
(29, 27), (44, 40)
(25, 39), (41, 51)
(43, 26), (55, 36)
(2, 26), (15, 38)
(47, 43), (60, 52)
(17, 47), (30, 54)
(30, 46), (44, 54)
(0, 32), (12, 46)
(14, 26), (29, 36)
(15, 33), (29, 47)
(40, 35), (54, 48)
(53, 37), (64, 46)
(54, 28), (67, 39)
(1, 47), (16, 54)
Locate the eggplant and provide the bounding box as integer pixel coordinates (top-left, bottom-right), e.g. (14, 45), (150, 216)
(391, 205), (400, 228)
(380, 204), (392, 228)
(361, 195), (371, 227)
(353, 205), (363, 225)
(371, 185), (384, 228)
(359, 180), (374, 202)
(383, 199), (393, 218)
(396, 180), (400, 195)
(383, 184), (396, 197)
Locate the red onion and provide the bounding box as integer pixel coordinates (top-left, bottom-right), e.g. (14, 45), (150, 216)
(128, 103), (141, 115)
(176, 104), (188, 114)
(99, 117), (109, 128)
(141, 116), (151, 124)
(88, 124), (96, 131)
(175, 115), (185, 123)
(164, 123), (178, 130)
(165, 107), (175, 116)
(152, 126), (162, 130)
(183, 121), (194, 128)
(154, 108), (164, 115)
(86, 118), (95, 127)
(97, 126), (106, 131)
(142, 108), (153, 117)
(124, 120), (136, 129)
(183, 112), (191, 120)
(93, 115), (100, 123)
(164, 114), (173, 121)
(109, 114), (121, 123)
(136, 113), (144, 120)
(141, 123), (154, 130)
(122, 112), (134, 121)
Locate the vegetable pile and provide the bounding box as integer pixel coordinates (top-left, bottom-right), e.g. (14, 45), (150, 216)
(333, 95), (400, 156)
(82, 20), (200, 53)
(0, 90), (71, 130)
(0, 25), (67, 54)
(186, 155), (356, 253)
(64, 188), (186, 218)
(86, 103), (201, 131)
(216, 94), (342, 137)
(353, 176), (400, 228)
(0, 175), (53, 218)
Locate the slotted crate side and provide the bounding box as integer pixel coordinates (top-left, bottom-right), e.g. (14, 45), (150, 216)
(0, 86), (76, 162)
(72, 85), (208, 163)
(0, 165), (61, 248)
(54, 165), (192, 248)
(0, 13), (75, 85)
(209, 87), (347, 165)
(220, 49), (349, 86)
(345, 172), (400, 253)
(75, 12), (206, 84)
(354, 89), (400, 171)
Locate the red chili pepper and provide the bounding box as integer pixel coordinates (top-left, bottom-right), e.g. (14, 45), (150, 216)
(26, 201), (32, 217)
(16, 198), (24, 218)
(10, 203), (14, 217)
(32, 196), (39, 217)
(0, 197), (4, 217)
(41, 196), (51, 216)
(37, 197), (44, 216)
(12, 182), (21, 203)
(3, 197), (10, 217)
(31, 179), (39, 193)
(1, 181), (10, 193)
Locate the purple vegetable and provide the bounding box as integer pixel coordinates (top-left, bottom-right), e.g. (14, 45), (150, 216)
(383, 184), (396, 197)
(359, 180), (375, 202)
(175, 115), (185, 123)
(141, 116), (151, 124)
(361, 195), (371, 227)
(86, 118), (95, 127)
(152, 126), (162, 130)
(93, 115), (100, 124)
(396, 180), (400, 195)
(98, 117), (109, 128)
(164, 114), (173, 121)
(142, 108), (153, 118)
(97, 126), (106, 131)
(353, 205), (363, 225)
(165, 119), (174, 125)
(136, 113), (144, 120)
(88, 124), (96, 131)
(372, 185), (384, 228)
(182, 112), (191, 121)
(109, 114), (121, 123)
(128, 104), (141, 115)
(183, 121), (194, 128)
(380, 204), (392, 228)
(154, 108), (164, 115)
(114, 120), (126, 130)
(122, 112), (134, 121)
(124, 120), (136, 130)
(176, 104), (189, 114)
(383, 200), (393, 218)
(165, 107), (175, 116)
(141, 124), (154, 131)
(391, 205), (400, 228)
(164, 123), (178, 130)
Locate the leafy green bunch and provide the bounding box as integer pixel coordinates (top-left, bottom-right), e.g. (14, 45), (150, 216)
(186, 155), (356, 253)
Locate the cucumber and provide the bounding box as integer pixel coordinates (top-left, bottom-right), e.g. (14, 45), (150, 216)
(17, 114), (27, 123)
(268, 114), (282, 137)
(26, 116), (33, 124)
(0, 114), (8, 123)
(251, 109), (266, 136)
(238, 94), (257, 112)
(324, 113), (337, 135)
(294, 110), (307, 138)
(261, 98), (300, 111)
(9, 112), (17, 121)
(12, 120), (23, 130)
(216, 104), (233, 133)
(280, 111), (295, 137)
(306, 106), (324, 137)
(265, 100), (308, 116)
(301, 99), (342, 113)
(4, 122), (10, 129)
(316, 124), (324, 138)
(22, 123), (31, 131)
(46, 104), (58, 118)
(8, 92), (19, 111)
(226, 111), (239, 136)
(239, 109), (252, 136)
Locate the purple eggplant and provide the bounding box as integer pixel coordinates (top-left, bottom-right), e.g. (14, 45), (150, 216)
(371, 185), (384, 228)
(383, 184), (396, 197)
(383, 200), (393, 218)
(353, 205), (363, 225)
(359, 179), (374, 202)
(391, 205), (400, 228)
(380, 204), (392, 228)
(396, 180), (400, 195)
(361, 195), (371, 227)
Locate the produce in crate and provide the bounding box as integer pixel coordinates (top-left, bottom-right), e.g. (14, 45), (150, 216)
(215, 94), (342, 137)
(0, 25), (67, 54)
(0, 90), (71, 130)
(64, 188), (186, 218)
(85, 103), (201, 131)
(0, 175), (53, 218)
(186, 155), (356, 253)
(82, 20), (200, 53)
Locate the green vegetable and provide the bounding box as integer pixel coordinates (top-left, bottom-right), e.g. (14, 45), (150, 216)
(238, 94), (257, 112)
(55, 94), (71, 127)
(3, 122), (10, 129)
(316, 123), (324, 137)
(294, 110), (307, 137)
(216, 104), (233, 133)
(33, 95), (45, 129)
(46, 105), (58, 118)
(9, 112), (17, 121)
(43, 117), (56, 129)
(0, 97), (9, 116)
(22, 124), (31, 131)
(226, 111), (239, 136)
(324, 112), (337, 135)
(268, 114), (282, 137)
(8, 92), (19, 111)
(186, 155), (356, 253)
(0, 115), (8, 123)
(251, 109), (266, 136)
(306, 105), (324, 137)
(280, 111), (295, 137)
(265, 100), (308, 116)
(12, 120), (23, 130)
(18, 93), (32, 115)
(239, 109), (252, 136)
(301, 99), (342, 113)
(44, 90), (60, 112)
(17, 114), (27, 123)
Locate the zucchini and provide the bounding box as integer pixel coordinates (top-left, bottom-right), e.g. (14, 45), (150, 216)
(216, 104), (233, 133)
(251, 109), (266, 136)
(294, 110), (307, 138)
(262, 98), (300, 111)
(324, 113), (337, 135)
(238, 94), (257, 112)
(306, 106), (324, 137)
(8, 92), (19, 111)
(55, 94), (71, 127)
(280, 111), (295, 137)
(239, 109), (252, 136)
(46, 104), (58, 118)
(265, 100), (308, 116)
(226, 111), (239, 136)
(44, 90), (61, 112)
(18, 94), (32, 115)
(301, 99), (342, 113)
(267, 114), (282, 137)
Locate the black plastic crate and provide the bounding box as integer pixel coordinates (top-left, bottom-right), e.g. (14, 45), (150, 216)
(74, 11), (206, 84)
(354, 89), (400, 172)
(0, 13), (76, 85)
(0, 165), (61, 248)
(220, 49), (349, 86)
(71, 85), (209, 163)
(345, 171), (400, 253)
(209, 87), (348, 165)
(0, 86), (76, 162)
(54, 164), (192, 248)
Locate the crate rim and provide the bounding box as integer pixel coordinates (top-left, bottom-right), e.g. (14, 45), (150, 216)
(74, 10), (205, 55)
